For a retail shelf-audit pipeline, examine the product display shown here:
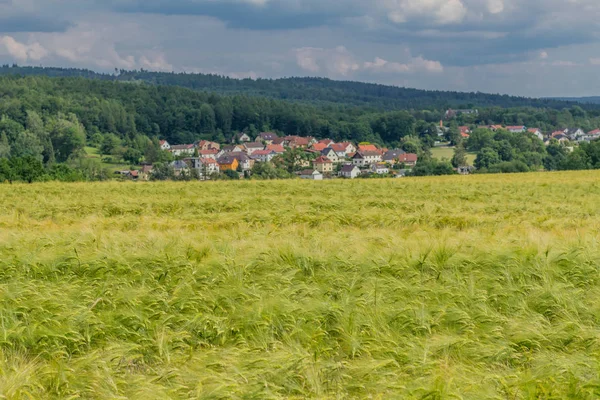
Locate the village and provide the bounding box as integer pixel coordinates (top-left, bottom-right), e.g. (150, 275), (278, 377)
(123, 132), (419, 180)
(113, 109), (600, 181)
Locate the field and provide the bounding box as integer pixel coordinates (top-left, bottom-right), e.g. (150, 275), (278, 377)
(431, 146), (477, 165)
(2, 172), (600, 398)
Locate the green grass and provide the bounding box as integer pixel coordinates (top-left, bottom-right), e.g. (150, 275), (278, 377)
(1, 173), (600, 398)
(431, 146), (477, 165)
(84, 146), (132, 172)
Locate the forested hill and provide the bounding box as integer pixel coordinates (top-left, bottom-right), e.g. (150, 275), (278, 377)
(0, 64), (591, 111)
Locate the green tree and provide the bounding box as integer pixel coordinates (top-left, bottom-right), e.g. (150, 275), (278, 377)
(101, 134), (122, 156)
(49, 116), (86, 162)
(451, 144), (468, 168)
(123, 148), (142, 164)
(475, 147), (501, 169)
(10, 156), (45, 183)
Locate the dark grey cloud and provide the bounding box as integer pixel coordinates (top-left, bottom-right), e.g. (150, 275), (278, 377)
(0, 15), (72, 33)
(110, 0), (364, 30)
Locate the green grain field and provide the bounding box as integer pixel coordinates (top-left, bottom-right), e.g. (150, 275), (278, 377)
(2, 172), (600, 398)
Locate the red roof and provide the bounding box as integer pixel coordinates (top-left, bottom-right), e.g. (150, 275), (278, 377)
(551, 130), (565, 137)
(461, 132), (470, 138)
(398, 153), (418, 162)
(159, 140), (167, 145)
(199, 149), (218, 155)
(588, 129), (600, 135)
(266, 144), (285, 153)
(358, 144), (379, 152)
(319, 139), (334, 145)
(311, 143), (327, 151)
(528, 128), (541, 133)
(253, 150), (274, 156)
(314, 156), (332, 164)
(202, 158), (217, 164)
(459, 126), (471, 133)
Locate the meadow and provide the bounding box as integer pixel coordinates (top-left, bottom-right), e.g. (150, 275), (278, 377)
(1, 172), (600, 398)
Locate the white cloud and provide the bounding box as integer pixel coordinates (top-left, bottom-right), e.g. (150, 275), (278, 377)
(0, 36), (48, 61)
(384, 0), (467, 25)
(590, 57), (600, 65)
(295, 46), (443, 77)
(294, 46), (360, 76)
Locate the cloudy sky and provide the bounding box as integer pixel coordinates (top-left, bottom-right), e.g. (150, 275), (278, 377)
(1, 0), (600, 97)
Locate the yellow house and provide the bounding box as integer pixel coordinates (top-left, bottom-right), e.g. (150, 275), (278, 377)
(313, 156), (334, 174)
(218, 156), (239, 171)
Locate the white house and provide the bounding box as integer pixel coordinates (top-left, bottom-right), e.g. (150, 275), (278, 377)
(170, 144), (195, 157)
(506, 126), (526, 133)
(578, 129), (600, 142)
(321, 148), (340, 163)
(331, 142), (356, 157)
(371, 163), (389, 175)
(243, 142), (265, 156)
(527, 128), (544, 141)
(159, 140), (171, 151)
(352, 151), (382, 166)
(298, 170), (323, 180)
(339, 164), (361, 179)
(565, 128), (585, 140)
(233, 132), (252, 143)
(251, 150), (277, 163)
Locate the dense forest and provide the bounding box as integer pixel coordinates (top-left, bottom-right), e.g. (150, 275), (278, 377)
(0, 64), (595, 111)
(1, 72), (600, 182)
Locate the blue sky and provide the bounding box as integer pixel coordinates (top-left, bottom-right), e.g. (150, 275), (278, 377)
(1, 0), (600, 97)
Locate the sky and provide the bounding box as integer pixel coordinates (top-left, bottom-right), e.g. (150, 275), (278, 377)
(1, 0), (600, 97)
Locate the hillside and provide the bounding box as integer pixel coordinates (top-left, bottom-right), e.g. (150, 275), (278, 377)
(0, 64), (592, 110)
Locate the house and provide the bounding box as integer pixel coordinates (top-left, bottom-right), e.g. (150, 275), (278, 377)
(318, 139), (335, 147)
(527, 128), (544, 141)
(251, 149), (277, 163)
(140, 164), (153, 179)
(445, 109), (478, 119)
(115, 170), (139, 180)
(257, 132), (278, 144)
(228, 152), (254, 171)
(298, 169), (323, 180)
(198, 149), (219, 159)
(284, 136), (311, 148)
(339, 164), (361, 179)
(311, 143), (328, 152)
(358, 144), (380, 153)
(217, 155), (239, 171)
(233, 132), (252, 143)
(243, 142), (265, 155)
(331, 142), (356, 157)
(222, 145), (245, 154)
(266, 144), (285, 154)
(272, 137), (288, 146)
(159, 140), (171, 151)
(382, 149), (406, 164)
(398, 153), (418, 167)
(186, 157), (219, 176)
(459, 126), (471, 138)
(371, 162), (389, 175)
(456, 166), (475, 175)
(506, 126), (526, 133)
(577, 129), (600, 142)
(196, 140), (220, 151)
(170, 144), (195, 157)
(321, 147), (340, 163)
(313, 156), (334, 174)
(170, 159), (190, 172)
(565, 128), (585, 140)
(352, 151), (382, 166)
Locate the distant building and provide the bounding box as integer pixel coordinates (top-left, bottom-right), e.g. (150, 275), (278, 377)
(298, 170), (323, 180)
(445, 109), (479, 119)
(339, 164), (361, 179)
(159, 140), (171, 151)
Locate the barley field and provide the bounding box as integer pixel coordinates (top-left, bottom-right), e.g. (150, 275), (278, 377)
(2, 172), (600, 399)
